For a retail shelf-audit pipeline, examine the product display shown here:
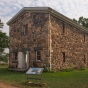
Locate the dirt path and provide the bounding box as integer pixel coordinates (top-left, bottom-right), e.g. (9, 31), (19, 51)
(0, 81), (20, 88)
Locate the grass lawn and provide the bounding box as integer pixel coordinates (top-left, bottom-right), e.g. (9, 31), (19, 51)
(0, 64), (88, 88)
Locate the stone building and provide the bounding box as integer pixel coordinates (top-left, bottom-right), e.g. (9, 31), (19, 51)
(7, 7), (88, 71)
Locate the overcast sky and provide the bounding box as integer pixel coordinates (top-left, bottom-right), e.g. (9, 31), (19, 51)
(0, 0), (88, 35)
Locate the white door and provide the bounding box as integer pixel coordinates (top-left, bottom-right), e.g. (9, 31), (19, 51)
(18, 52), (26, 69)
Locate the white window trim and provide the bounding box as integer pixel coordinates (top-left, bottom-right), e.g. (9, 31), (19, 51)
(36, 51), (41, 61)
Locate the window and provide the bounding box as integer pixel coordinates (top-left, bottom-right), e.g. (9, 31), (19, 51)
(84, 34), (85, 42)
(84, 55), (86, 63)
(13, 53), (18, 60)
(24, 24), (28, 35)
(63, 52), (65, 62)
(36, 51), (41, 61)
(62, 23), (65, 34)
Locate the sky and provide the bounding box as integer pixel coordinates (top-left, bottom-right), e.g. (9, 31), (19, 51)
(1, 0), (88, 35)
(0, 0), (88, 52)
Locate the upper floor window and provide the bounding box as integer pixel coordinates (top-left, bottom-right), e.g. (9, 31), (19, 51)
(62, 23), (65, 34)
(84, 34), (85, 42)
(24, 24), (28, 35)
(36, 51), (41, 61)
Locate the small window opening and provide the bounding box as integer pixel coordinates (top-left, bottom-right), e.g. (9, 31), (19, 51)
(36, 51), (41, 61)
(84, 55), (86, 63)
(84, 34), (85, 42)
(63, 52), (65, 62)
(62, 23), (65, 33)
(24, 24), (28, 35)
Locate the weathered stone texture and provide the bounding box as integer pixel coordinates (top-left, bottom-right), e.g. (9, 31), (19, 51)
(9, 11), (88, 71)
(9, 12), (50, 68)
(50, 15), (88, 70)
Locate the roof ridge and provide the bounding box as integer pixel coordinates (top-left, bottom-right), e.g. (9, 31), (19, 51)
(7, 7), (88, 33)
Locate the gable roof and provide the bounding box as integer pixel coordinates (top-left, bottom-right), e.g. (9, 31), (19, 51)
(7, 7), (49, 25)
(7, 7), (88, 34)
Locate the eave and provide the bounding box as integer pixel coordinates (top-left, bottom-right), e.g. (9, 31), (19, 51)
(7, 7), (88, 34)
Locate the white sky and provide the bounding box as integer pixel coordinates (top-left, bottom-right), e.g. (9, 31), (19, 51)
(0, 0), (88, 52)
(0, 0), (88, 35)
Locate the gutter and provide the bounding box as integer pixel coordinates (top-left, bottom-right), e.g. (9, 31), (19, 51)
(49, 14), (52, 71)
(7, 7), (88, 34)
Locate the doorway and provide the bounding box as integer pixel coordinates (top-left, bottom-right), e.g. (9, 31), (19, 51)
(18, 51), (29, 69)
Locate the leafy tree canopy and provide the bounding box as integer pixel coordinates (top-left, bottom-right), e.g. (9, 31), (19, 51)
(0, 19), (4, 28)
(73, 16), (88, 28)
(0, 52), (9, 62)
(0, 32), (9, 54)
(0, 19), (9, 54)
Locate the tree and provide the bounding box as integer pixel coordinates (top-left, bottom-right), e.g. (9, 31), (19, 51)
(0, 19), (4, 28)
(0, 53), (9, 62)
(0, 19), (9, 62)
(73, 16), (88, 28)
(0, 19), (9, 63)
(0, 32), (9, 54)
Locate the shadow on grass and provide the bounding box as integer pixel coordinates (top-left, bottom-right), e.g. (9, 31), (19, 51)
(22, 82), (46, 87)
(0, 67), (25, 73)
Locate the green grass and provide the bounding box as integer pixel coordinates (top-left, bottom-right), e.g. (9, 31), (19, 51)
(0, 64), (88, 88)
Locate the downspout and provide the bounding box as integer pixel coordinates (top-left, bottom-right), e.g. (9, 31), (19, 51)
(49, 14), (52, 71)
(9, 26), (10, 68)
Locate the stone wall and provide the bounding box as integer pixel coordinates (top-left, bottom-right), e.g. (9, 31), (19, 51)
(9, 12), (50, 68)
(9, 11), (88, 71)
(50, 15), (88, 71)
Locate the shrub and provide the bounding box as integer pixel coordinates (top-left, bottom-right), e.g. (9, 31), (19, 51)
(60, 68), (74, 72)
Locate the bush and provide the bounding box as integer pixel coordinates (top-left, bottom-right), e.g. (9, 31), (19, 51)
(60, 68), (74, 72)
(78, 67), (86, 71)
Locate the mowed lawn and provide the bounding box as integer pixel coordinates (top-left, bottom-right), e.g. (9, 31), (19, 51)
(0, 64), (88, 88)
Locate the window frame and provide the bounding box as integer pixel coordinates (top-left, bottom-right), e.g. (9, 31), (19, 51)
(36, 51), (41, 61)
(62, 52), (65, 63)
(62, 22), (65, 34)
(23, 24), (28, 35)
(84, 34), (85, 42)
(13, 53), (18, 60)
(84, 55), (86, 63)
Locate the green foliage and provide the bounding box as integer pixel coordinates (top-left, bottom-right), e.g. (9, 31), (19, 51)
(49, 70), (56, 73)
(73, 16), (88, 28)
(0, 32), (9, 62)
(44, 68), (56, 73)
(0, 19), (9, 62)
(1, 65), (88, 88)
(60, 68), (74, 72)
(0, 53), (9, 62)
(0, 19), (4, 28)
(0, 32), (9, 53)
(60, 67), (86, 72)
(78, 67), (86, 71)
(0, 19), (9, 53)
(73, 18), (78, 23)
(43, 68), (48, 72)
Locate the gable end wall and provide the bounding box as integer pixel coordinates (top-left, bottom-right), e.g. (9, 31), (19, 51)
(9, 12), (50, 68)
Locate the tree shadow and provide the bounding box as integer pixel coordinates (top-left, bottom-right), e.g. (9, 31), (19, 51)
(22, 82), (46, 88)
